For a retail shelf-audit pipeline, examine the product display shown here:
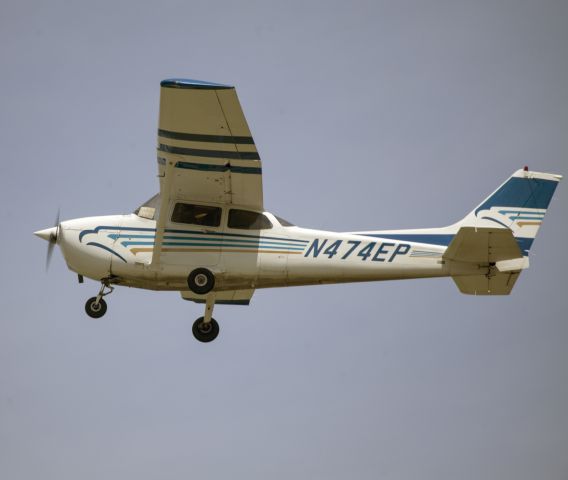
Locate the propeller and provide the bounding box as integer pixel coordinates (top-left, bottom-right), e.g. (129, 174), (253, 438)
(44, 209), (61, 271)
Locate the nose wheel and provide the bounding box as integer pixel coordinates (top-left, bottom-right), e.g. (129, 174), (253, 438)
(85, 280), (114, 319)
(85, 296), (107, 318)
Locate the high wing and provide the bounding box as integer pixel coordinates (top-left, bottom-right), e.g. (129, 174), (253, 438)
(156, 78), (263, 209)
(152, 79), (263, 267)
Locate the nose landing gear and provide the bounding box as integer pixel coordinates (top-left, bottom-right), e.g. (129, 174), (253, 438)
(85, 279), (114, 319)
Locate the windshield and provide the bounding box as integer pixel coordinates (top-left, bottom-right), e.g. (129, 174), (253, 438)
(134, 193), (161, 220)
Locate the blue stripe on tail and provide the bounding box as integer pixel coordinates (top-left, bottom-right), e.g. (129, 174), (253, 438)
(475, 177), (558, 215)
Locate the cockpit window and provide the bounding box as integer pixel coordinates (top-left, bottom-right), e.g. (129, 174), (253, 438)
(134, 193), (161, 220)
(228, 209), (272, 230)
(274, 215), (295, 227)
(172, 203), (222, 227)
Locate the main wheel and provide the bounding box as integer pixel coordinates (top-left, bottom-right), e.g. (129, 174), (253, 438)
(192, 317), (219, 343)
(187, 268), (215, 295)
(85, 297), (107, 318)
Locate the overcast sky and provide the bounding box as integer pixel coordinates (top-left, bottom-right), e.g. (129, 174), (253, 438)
(1, 1), (567, 479)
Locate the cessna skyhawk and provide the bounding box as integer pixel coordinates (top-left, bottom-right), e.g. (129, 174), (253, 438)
(35, 79), (562, 342)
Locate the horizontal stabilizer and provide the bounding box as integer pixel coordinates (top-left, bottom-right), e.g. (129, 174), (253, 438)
(180, 289), (254, 305)
(452, 271), (521, 295)
(446, 227), (527, 295)
(443, 227), (522, 263)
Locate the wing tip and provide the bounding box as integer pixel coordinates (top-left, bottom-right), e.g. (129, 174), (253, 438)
(161, 78), (233, 90)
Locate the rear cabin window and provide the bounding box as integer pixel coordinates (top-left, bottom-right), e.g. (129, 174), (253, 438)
(228, 209), (272, 230)
(134, 193), (161, 220)
(275, 215), (295, 227)
(171, 203), (221, 227)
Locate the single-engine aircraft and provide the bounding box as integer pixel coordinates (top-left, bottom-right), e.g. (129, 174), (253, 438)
(35, 79), (562, 342)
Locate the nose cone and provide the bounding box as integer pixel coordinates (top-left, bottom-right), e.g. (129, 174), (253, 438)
(34, 227), (57, 242)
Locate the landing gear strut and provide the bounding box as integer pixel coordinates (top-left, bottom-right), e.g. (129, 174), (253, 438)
(192, 293), (219, 342)
(85, 279), (114, 319)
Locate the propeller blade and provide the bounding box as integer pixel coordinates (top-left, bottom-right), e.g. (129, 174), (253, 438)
(45, 208), (61, 272)
(53, 209), (60, 236)
(46, 241), (55, 271)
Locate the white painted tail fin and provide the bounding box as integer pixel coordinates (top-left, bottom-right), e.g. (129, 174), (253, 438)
(352, 169), (561, 257)
(454, 168), (562, 256)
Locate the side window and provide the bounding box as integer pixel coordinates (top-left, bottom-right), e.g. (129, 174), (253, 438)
(228, 209), (273, 230)
(171, 203), (221, 227)
(134, 193), (161, 220)
(275, 215), (295, 227)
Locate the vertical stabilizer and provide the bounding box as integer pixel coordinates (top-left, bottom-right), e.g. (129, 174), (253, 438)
(455, 168), (562, 256)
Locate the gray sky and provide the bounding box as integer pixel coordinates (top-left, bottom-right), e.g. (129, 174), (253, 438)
(1, 1), (567, 479)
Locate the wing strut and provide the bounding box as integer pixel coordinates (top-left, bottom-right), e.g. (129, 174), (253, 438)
(151, 159), (175, 268)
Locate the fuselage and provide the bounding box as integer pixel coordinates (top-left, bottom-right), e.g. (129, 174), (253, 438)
(50, 211), (450, 292)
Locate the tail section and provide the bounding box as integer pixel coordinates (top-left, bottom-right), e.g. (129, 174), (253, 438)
(455, 168), (562, 256)
(351, 167), (561, 294)
(447, 168), (561, 295)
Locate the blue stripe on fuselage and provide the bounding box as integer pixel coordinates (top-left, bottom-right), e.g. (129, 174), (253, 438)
(359, 233), (534, 256)
(362, 234), (455, 246)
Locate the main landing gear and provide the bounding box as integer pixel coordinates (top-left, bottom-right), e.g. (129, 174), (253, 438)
(187, 268), (215, 295)
(85, 279), (114, 319)
(187, 268), (219, 342)
(192, 293), (219, 343)
(82, 270), (221, 343)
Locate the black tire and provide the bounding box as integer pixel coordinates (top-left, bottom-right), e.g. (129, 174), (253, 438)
(192, 317), (219, 343)
(187, 268), (215, 295)
(85, 297), (107, 318)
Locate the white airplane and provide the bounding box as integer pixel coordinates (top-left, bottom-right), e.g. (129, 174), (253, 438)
(35, 79), (562, 342)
